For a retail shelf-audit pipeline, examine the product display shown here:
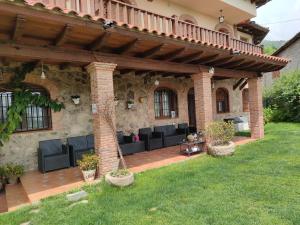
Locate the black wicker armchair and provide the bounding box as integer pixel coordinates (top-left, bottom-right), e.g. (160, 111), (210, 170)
(139, 127), (163, 151)
(38, 139), (70, 173)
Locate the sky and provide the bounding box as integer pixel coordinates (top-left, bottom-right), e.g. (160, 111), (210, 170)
(253, 0), (300, 41)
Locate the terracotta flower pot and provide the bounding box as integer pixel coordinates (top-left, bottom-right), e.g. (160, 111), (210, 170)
(81, 169), (96, 182)
(105, 172), (134, 187)
(208, 141), (235, 157)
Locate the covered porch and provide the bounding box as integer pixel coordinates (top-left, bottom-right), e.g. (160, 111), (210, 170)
(0, 0), (287, 214)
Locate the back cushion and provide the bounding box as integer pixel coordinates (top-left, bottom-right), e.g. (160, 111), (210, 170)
(67, 136), (87, 151)
(117, 131), (125, 144)
(86, 134), (94, 149)
(39, 139), (62, 156)
(154, 125), (176, 136)
(178, 123), (188, 129)
(139, 128), (152, 137)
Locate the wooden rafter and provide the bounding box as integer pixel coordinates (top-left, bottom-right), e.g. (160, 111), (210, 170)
(0, 43), (258, 78)
(157, 47), (186, 61)
(241, 62), (265, 70)
(233, 78), (245, 90)
(177, 51), (204, 63)
(193, 54), (220, 64)
(219, 59), (246, 68)
(208, 56), (233, 66)
(235, 61), (257, 70)
(55, 24), (72, 46)
(114, 38), (138, 54)
(88, 33), (111, 51)
(12, 15), (26, 42)
(136, 44), (164, 58)
(239, 79), (249, 90)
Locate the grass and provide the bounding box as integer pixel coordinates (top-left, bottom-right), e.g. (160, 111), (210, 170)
(235, 130), (251, 137)
(1, 123), (299, 225)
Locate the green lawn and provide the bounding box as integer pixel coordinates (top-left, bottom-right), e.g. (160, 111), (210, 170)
(1, 123), (299, 225)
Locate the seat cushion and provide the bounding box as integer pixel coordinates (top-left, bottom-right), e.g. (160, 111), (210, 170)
(154, 125), (176, 136)
(178, 123), (188, 129)
(120, 141), (145, 155)
(164, 134), (186, 147)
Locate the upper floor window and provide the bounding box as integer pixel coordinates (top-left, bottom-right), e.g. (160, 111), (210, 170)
(216, 88), (230, 113)
(154, 88), (178, 119)
(240, 36), (249, 43)
(242, 88), (249, 112)
(0, 85), (52, 132)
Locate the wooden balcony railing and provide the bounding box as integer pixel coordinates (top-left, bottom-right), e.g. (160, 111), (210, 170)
(37, 0), (263, 55)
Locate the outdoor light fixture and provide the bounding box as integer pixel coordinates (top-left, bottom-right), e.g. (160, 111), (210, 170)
(209, 67), (215, 75)
(219, 10), (225, 23)
(103, 20), (115, 29)
(41, 62), (46, 80)
(231, 49), (241, 55)
(154, 79), (160, 86)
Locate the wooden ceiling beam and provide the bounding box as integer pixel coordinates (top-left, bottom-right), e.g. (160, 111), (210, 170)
(136, 44), (164, 58)
(88, 33), (111, 51)
(233, 78), (245, 90)
(157, 47), (186, 61)
(0, 43), (257, 78)
(114, 38), (138, 55)
(235, 61), (257, 70)
(12, 15), (26, 42)
(55, 24), (72, 46)
(241, 62), (265, 70)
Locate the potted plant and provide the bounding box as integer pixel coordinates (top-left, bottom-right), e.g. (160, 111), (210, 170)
(105, 169), (134, 187)
(101, 96), (134, 187)
(4, 163), (24, 184)
(77, 154), (99, 182)
(205, 121), (236, 157)
(126, 99), (134, 109)
(71, 95), (80, 105)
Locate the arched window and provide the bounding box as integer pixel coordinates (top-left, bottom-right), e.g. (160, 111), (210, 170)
(0, 84), (52, 132)
(216, 88), (229, 113)
(242, 88), (249, 112)
(154, 88), (178, 119)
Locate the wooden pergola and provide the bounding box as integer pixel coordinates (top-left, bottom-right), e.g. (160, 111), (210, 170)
(0, 0), (287, 78)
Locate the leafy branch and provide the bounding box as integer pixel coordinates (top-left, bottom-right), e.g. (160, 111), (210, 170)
(0, 62), (64, 146)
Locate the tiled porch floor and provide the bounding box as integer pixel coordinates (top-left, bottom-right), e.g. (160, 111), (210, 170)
(2, 136), (255, 213)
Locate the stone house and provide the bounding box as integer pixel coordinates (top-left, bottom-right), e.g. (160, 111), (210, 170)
(263, 32), (300, 89)
(0, 0), (288, 174)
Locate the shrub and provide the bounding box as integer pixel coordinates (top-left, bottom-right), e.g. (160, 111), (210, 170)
(77, 154), (99, 171)
(205, 121), (235, 146)
(4, 163), (24, 177)
(264, 70), (300, 122)
(110, 169), (130, 178)
(263, 107), (274, 124)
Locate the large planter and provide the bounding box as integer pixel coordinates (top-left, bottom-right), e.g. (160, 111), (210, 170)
(81, 169), (96, 182)
(208, 141), (235, 157)
(105, 172), (134, 187)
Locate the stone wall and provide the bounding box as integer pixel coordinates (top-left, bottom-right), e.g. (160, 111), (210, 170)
(0, 66), (248, 171)
(212, 78), (250, 120)
(0, 65), (93, 171)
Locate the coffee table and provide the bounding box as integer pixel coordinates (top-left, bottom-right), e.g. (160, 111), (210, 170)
(179, 140), (205, 157)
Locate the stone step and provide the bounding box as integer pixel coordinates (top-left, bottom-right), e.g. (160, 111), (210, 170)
(0, 192), (8, 213)
(5, 183), (30, 212)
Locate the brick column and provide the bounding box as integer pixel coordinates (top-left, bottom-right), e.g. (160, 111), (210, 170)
(192, 72), (213, 131)
(248, 77), (264, 139)
(86, 62), (119, 176)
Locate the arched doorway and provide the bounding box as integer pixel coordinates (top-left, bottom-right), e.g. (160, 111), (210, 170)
(188, 88), (196, 127)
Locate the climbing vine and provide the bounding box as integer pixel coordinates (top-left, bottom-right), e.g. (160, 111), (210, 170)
(0, 62), (64, 146)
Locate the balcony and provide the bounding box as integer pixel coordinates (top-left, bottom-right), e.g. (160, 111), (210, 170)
(22, 0), (263, 55)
